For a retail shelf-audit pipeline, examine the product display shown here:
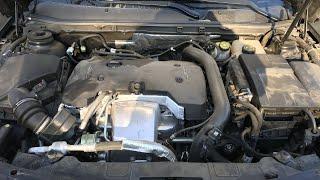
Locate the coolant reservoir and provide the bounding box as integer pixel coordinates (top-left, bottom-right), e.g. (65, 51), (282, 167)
(26, 30), (65, 57)
(231, 40), (266, 58)
(212, 41), (231, 61)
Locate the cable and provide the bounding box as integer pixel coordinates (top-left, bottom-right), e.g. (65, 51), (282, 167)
(241, 128), (273, 158)
(79, 34), (146, 58)
(103, 97), (117, 141)
(79, 34), (110, 50)
(148, 41), (204, 58)
(65, 54), (79, 64)
(169, 118), (210, 140)
(92, 49), (145, 59)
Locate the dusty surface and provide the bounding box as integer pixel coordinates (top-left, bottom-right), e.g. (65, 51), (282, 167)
(0, 13), (6, 25)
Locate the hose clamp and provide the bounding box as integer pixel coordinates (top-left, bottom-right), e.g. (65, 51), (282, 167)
(13, 98), (39, 114)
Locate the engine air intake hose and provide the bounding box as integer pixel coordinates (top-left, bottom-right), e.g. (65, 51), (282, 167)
(182, 46), (231, 162)
(8, 88), (76, 139)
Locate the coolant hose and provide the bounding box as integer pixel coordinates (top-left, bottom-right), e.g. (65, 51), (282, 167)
(304, 109), (318, 133)
(182, 46), (231, 161)
(1, 35), (27, 54)
(261, 30), (273, 47)
(236, 100), (263, 131)
(0, 35), (27, 65)
(246, 111), (260, 137)
(290, 36), (320, 65)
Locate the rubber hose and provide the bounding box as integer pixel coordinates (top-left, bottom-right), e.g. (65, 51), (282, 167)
(182, 46), (231, 162)
(290, 36), (320, 65)
(261, 30), (273, 47)
(246, 111), (259, 136)
(206, 139), (230, 162)
(1, 35), (27, 66)
(8, 88), (75, 138)
(8, 88), (49, 133)
(0, 124), (12, 146)
(236, 100), (263, 130)
(1, 35), (27, 54)
(304, 109), (318, 133)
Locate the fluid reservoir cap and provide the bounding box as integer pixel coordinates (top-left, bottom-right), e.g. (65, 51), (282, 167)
(219, 41), (231, 51)
(281, 40), (298, 51)
(27, 30), (54, 45)
(242, 44), (256, 54)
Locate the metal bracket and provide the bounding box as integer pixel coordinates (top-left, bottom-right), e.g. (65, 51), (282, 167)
(114, 95), (185, 120)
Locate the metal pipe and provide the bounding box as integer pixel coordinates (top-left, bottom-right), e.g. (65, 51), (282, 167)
(121, 139), (176, 162)
(79, 92), (107, 130)
(303, 9), (309, 40)
(28, 139), (177, 162)
(171, 137), (193, 143)
(282, 0), (313, 43)
(14, 0), (18, 36)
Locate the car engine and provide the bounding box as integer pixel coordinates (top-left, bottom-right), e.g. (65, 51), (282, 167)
(0, 1), (320, 175)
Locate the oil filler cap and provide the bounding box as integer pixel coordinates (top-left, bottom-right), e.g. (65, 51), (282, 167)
(128, 81), (145, 95)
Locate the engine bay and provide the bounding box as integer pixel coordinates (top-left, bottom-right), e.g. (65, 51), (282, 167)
(0, 1), (320, 178)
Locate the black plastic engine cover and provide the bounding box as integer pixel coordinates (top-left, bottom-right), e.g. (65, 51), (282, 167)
(239, 54), (316, 114)
(62, 56), (208, 120)
(0, 54), (61, 110)
(290, 61), (320, 107)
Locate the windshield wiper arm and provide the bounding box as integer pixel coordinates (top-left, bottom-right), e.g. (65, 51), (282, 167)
(93, 1), (201, 19)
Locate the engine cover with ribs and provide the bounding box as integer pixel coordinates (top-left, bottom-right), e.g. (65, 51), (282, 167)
(62, 56), (208, 120)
